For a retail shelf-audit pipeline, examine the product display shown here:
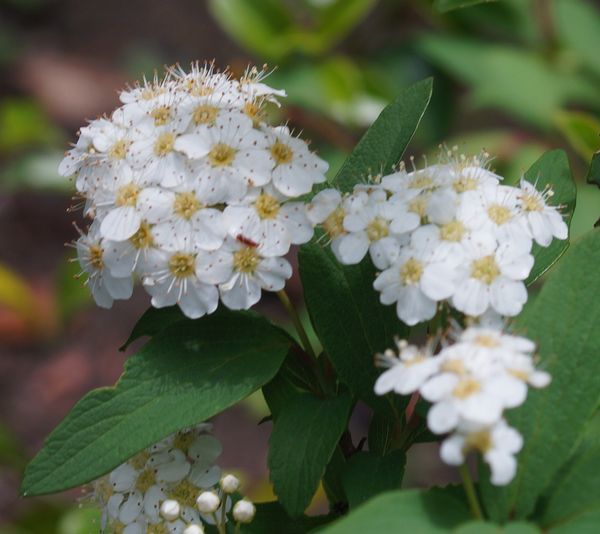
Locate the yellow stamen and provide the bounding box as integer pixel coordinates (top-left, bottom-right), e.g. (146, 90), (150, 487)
(150, 105), (172, 126)
(453, 377), (481, 398)
(192, 104), (219, 125)
(440, 220), (466, 242)
(323, 207), (346, 238)
(174, 192), (202, 220)
(270, 141), (294, 165)
(154, 133), (175, 156)
(108, 139), (129, 160)
(471, 255), (500, 285)
(89, 245), (104, 269)
(208, 143), (236, 167)
(130, 221), (154, 249)
(255, 193), (281, 219)
(115, 183), (139, 207)
(488, 204), (512, 225)
(366, 218), (389, 241)
(233, 247), (260, 274)
(400, 258), (423, 285)
(169, 253), (196, 278)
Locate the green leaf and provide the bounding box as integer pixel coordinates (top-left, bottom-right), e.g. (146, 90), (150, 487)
(268, 391), (353, 517)
(55, 255), (90, 324)
(368, 413), (396, 455)
(480, 229), (600, 520)
(555, 111), (600, 162)
(120, 305), (187, 349)
(319, 488), (470, 533)
(239, 501), (332, 533)
(587, 152), (600, 188)
(22, 310), (290, 496)
(523, 150), (576, 284)
(341, 450), (405, 509)
(434, 0), (499, 13)
(538, 414), (600, 530)
(332, 78), (433, 192)
(454, 521), (540, 533)
(298, 244), (407, 414)
(322, 446), (348, 508)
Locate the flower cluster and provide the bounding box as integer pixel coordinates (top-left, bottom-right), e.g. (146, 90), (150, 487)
(308, 153), (567, 325)
(375, 323), (550, 485)
(65, 64), (328, 318)
(91, 424), (255, 533)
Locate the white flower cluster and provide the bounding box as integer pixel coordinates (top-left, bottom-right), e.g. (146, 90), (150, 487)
(375, 323), (550, 485)
(64, 64), (328, 318)
(92, 424), (255, 533)
(308, 154), (567, 325)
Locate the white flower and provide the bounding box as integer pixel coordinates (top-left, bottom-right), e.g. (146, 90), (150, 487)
(373, 226), (459, 326)
(220, 474), (240, 494)
(374, 339), (440, 395)
(196, 491), (220, 514)
(517, 179), (568, 247)
(440, 420), (523, 485)
(446, 163), (501, 194)
(161, 500), (182, 521)
(232, 499), (256, 523)
(452, 232), (533, 317)
(264, 126), (328, 197)
(183, 524), (205, 534)
(197, 237), (292, 310)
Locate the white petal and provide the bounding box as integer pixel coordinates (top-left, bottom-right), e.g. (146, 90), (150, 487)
(427, 401), (459, 434)
(440, 434), (466, 465)
(395, 286), (436, 326)
(335, 233), (369, 265)
(490, 279), (527, 316)
(100, 207), (142, 241)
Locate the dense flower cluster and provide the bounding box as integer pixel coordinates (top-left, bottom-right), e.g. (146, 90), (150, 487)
(308, 153), (567, 325)
(65, 64), (328, 318)
(375, 322), (550, 485)
(92, 424), (255, 533)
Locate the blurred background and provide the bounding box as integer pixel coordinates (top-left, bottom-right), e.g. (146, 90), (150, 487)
(1, 0), (599, 531)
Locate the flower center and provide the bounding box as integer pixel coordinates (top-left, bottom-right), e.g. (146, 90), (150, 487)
(115, 183), (139, 207)
(130, 221), (154, 249)
(192, 104), (219, 125)
(366, 218), (389, 241)
(108, 139), (129, 160)
(174, 192), (202, 220)
(487, 203), (512, 225)
(408, 196), (427, 218)
(441, 359), (466, 374)
(141, 87), (160, 100)
(169, 253), (196, 278)
(89, 245), (104, 269)
(521, 192), (542, 212)
(135, 468), (157, 493)
(440, 220), (466, 242)
(233, 247), (260, 274)
(474, 334), (500, 347)
(452, 175), (478, 193)
(110, 521), (126, 534)
(509, 368), (530, 381)
(255, 193), (281, 219)
(323, 207), (346, 238)
(471, 255), (500, 285)
(208, 143), (236, 167)
(409, 174), (434, 189)
(169, 479), (199, 508)
(404, 355), (426, 366)
(154, 133), (175, 156)
(172, 430), (196, 453)
(148, 524), (170, 534)
(244, 101), (262, 124)
(130, 451), (150, 470)
(94, 478), (114, 503)
(464, 430), (492, 453)
(270, 141), (294, 165)
(453, 377), (481, 398)
(150, 105), (172, 126)
(400, 258), (424, 285)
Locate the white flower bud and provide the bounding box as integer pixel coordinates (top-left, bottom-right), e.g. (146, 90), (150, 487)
(183, 524), (205, 534)
(160, 499), (181, 520)
(220, 473), (240, 493)
(233, 499), (256, 523)
(196, 491), (221, 513)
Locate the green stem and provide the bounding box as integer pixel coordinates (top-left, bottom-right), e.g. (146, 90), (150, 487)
(459, 463), (484, 520)
(277, 289), (317, 360)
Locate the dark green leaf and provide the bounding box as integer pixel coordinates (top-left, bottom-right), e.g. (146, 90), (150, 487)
(120, 305), (187, 350)
(480, 229), (600, 520)
(341, 450), (405, 509)
(319, 488), (470, 533)
(587, 152), (600, 188)
(239, 501), (333, 534)
(434, 0), (499, 12)
(367, 413), (396, 455)
(298, 244), (408, 414)
(322, 446), (348, 508)
(524, 150), (576, 284)
(22, 310), (290, 496)
(454, 521), (540, 533)
(268, 391), (353, 517)
(333, 78), (433, 192)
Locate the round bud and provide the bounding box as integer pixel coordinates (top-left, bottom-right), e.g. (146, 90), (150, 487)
(196, 491), (221, 513)
(183, 524), (205, 534)
(160, 499), (181, 521)
(220, 473), (240, 494)
(233, 499), (256, 524)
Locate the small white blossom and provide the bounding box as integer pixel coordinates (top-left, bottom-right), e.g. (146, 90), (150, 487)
(232, 499), (256, 524)
(196, 491), (220, 514)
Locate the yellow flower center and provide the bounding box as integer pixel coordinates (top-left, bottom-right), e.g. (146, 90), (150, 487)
(154, 132), (175, 156)
(409, 174), (434, 189)
(487, 203), (512, 225)
(94, 478), (114, 503)
(208, 143), (236, 167)
(191, 84), (214, 97)
(441, 359), (466, 374)
(521, 192), (542, 212)
(141, 87), (160, 100)
(244, 101), (263, 124)
(400, 258), (424, 285)
(471, 255), (500, 285)
(130, 221), (154, 249)
(464, 430), (493, 453)
(404, 355), (426, 366)
(89, 245), (104, 269)
(323, 207), (346, 239)
(192, 104), (219, 125)
(233, 247), (260, 274)
(452, 175), (478, 193)
(174, 192), (202, 220)
(408, 196), (427, 218)
(255, 193), (281, 219)
(169, 253), (196, 278)
(366, 218), (389, 241)
(150, 105), (172, 126)
(108, 139), (129, 160)
(130, 451), (150, 470)
(474, 334), (500, 348)
(169, 479), (199, 508)
(509, 368), (529, 381)
(270, 141), (294, 165)
(135, 468), (157, 493)
(453, 377), (481, 398)
(115, 183), (139, 207)
(173, 430), (196, 453)
(440, 220), (466, 242)
(148, 524), (170, 534)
